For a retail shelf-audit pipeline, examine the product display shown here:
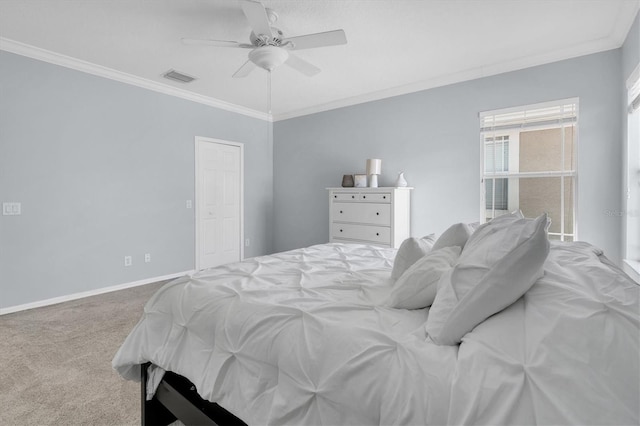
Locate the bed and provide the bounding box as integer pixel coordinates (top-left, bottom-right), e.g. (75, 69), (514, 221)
(113, 212), (640, 425)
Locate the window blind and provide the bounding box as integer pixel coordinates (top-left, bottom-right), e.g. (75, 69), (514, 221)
(484, 137), (509, 173)
(485, 179), (508, 210)
(480, 99), (578, 133)
(484, 137), (509, 210)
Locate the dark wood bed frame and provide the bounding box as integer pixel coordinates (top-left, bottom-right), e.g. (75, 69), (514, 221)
(141, 362), (247, 426)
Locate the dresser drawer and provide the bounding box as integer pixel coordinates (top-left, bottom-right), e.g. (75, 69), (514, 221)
(331, 223), (391, 244)
(359, 192), (391, 203)
(332, 192), (360, 202)
(332, 203), (390, 226)
(331, 192), (392, 203)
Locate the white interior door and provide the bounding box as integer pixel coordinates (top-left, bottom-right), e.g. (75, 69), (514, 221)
(196, 137), (243, 270)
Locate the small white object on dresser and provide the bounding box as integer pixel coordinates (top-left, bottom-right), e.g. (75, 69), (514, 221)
(327, 187), (412, 248)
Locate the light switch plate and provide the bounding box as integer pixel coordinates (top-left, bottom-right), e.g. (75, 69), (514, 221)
(2, 202), (21, 215)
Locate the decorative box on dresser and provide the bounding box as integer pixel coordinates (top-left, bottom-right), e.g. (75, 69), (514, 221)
(327, 187), (412, 248)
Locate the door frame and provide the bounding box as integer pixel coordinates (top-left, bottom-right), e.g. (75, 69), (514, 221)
(194, 136), (245, 271)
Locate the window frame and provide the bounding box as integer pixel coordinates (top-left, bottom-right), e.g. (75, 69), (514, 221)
(479, 98), (579, 241)
(624, 63), (640, 279)
(484, 135), (510, 212)
(483, 131), (521, 218)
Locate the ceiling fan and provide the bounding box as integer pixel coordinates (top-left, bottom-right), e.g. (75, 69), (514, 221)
(182, 0), (347, 78)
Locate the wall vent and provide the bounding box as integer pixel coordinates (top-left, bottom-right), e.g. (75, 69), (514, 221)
(163, 69), (196, 83)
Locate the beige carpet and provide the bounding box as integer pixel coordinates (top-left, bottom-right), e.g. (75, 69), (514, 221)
(0, 280), (169, 425)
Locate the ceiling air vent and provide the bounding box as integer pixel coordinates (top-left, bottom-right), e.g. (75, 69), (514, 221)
(163, 69), (196, 83)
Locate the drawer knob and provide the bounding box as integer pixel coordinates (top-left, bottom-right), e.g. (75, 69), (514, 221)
(340, 210), (343, 214)
(340, 229), (343, 232)
(352, 195), (355, 199)
(383, 196), (386, 199)
(363, 195), (366, 199)
(376, 232), (380, 236)
(334, 195), (337, 198)
(376, 212), (379, 215)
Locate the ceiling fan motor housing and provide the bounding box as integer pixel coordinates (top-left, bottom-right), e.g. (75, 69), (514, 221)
(250, 28), (284, 47)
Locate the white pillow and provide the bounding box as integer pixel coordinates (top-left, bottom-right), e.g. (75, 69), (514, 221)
(387, 246), (461, 309)
(432, 223), (474, 251)
(467, 222), (480, 232)
(425, 212), (550, 346)
(391, 235), (436, 280)
(468, 210), (524, 236)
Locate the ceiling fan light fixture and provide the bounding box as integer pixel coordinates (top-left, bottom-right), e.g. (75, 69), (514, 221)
(249, 46), (289, 71)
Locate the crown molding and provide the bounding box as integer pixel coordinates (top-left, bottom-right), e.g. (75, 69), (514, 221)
(610, 2), (640, 46)
(0, 37), (271, 122)
(2, 6), (635, 125)
(273, 37), (621, 121)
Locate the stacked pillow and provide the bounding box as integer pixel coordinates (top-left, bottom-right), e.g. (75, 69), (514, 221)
(387, 212), (550, 346)
(431, 222), (474, 252)
(387, 223), (475, 310)
(387, 245), (461, 309)
(425, 212), (550, 345)
(390, 234), (436, 280)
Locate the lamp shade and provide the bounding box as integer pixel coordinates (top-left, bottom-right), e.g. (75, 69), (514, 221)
(366, 158), (382, 175)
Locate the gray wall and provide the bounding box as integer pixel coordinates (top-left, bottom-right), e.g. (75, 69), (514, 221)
(2, 12), (636, 309)
(0, 51), (273, 309)
(274, 48), (625, 262)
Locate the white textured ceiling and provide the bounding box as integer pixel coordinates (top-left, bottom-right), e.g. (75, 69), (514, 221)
(0, 0), (638, 120)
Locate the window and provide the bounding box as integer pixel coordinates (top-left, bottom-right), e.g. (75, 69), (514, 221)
(480, 99), (578, 241)
(625, 64), (640, 276)
(484, 136), (509, 210)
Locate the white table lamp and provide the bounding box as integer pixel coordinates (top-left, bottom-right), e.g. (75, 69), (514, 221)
(366, 158), (382, 188)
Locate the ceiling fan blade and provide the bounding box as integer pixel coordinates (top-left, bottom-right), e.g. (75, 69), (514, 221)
(241, 0), (273, 38)
(285, 53), (321, 77)
(283, 29), (347, 50)
(233, 60), (257, 78)
(182, 38), (253, 48)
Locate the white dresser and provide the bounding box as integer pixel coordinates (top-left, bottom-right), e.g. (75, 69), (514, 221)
(328, 187), (412, 248)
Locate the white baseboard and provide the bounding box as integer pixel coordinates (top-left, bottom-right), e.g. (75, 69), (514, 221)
(0, 270), (194, 316)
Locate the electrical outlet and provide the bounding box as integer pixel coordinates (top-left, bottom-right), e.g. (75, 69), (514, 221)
(186, 200), (192, 209)
(245, 238), (250, 247)
(145, 253), (151, 263)
(124, 256), (132, 267)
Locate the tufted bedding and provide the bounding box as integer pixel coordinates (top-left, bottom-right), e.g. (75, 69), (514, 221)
(113, 241), (639, 425)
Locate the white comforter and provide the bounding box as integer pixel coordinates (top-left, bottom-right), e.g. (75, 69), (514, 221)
(113, 242), (639, 425)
